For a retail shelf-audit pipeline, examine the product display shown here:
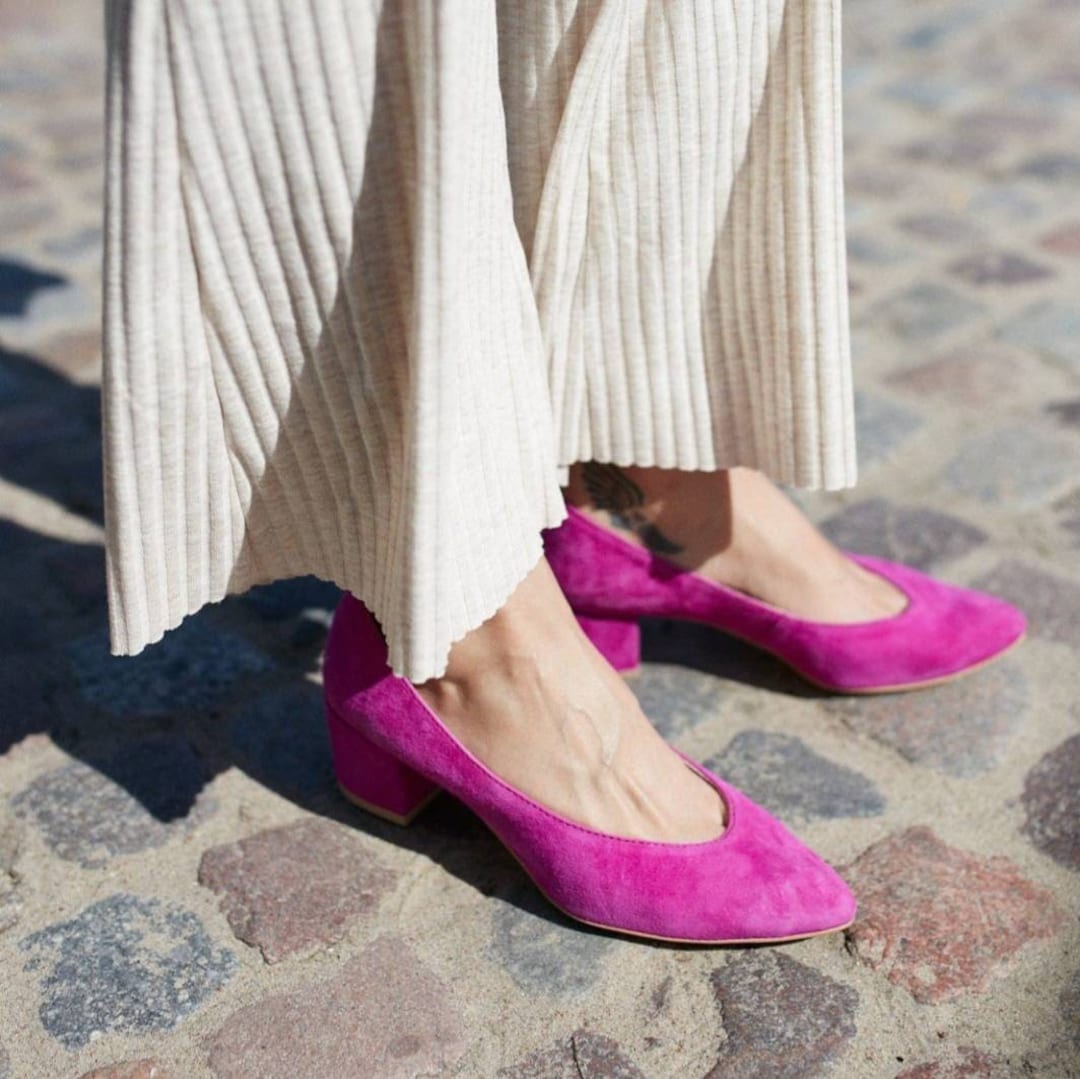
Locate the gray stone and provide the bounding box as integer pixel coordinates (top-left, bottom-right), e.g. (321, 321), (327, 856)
(995, 300), (1080, 370)
(946, 250), (1053, 286)
(68, 620), (275, 717)
(9, 736), (216, 868)
(627, 662), (729, 739)
(0, 1039), (7, 1079)
(865, 283), (985, 340)
(827, 661), (1028, 778)
(708, 953), (859, 1077)
(205, 935), (466, 1078)
(1017, 152), (1080, 183)
(1061, 972), (1080, 1051)
(198, 817), (398, 963)
(42, 224), (103, 262)
(707, 731), (885, 822)
(846, 233), (914, 265)
(490, 884), (615, 995)
(973, 561), (1080, 650)
(942, 426), (1073, 506)
(499, 1031), (646, 1078)
(855, 392), (924, 467)
(1046, 398), (1080, 429)
(895, 212), (981, 245)
(966, 182), (1046, 224)
(19, 893), (236, 1050)
(1021, 735), (1080, 870)
(821, 497), (987, 571)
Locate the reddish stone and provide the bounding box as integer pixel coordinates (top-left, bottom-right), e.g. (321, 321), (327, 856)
(1039, 221), (1080, 257)
(1021, 735), (1080, 870)
(844, 828), (1065, 1003)
(198, 817), (397, 963)
(886, 343), (1035, 409)
(78, 1062), (173, 1079)
(498, 1031), (645, 1078)
(205, 936), (466, 1078)
(708, 953), (858, 1077)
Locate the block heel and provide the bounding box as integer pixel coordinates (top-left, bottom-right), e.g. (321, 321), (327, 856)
(577, 613), (641, 671)
(325, 698), (441, 825)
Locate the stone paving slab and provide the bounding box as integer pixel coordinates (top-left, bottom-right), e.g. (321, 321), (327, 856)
(1, 0), (1078, 1075)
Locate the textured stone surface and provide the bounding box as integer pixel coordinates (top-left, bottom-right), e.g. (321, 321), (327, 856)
(897, 1046), (1007, 1078)
(1021, 735), (1080, 870)
(228, 685), (335, 798)
(2, 0), (1080, 1073)
(854, 392), (925, 467)
(1061, 972), (1080, 1051)
(9, 736), (216, 868)
(0, 810), (21, 935)
(886, 343), (1037, 408)
(489, 885), (615, 995)
(821, 497), (987, 570)
(626, 662), (729, 739)
(973, 560), (1080, 650)
(946, 250), (1053, 286)
(865, 282), (984, 339)
(1046, 397), (1080, 430)
(995, 300), (1080, 369)
(844, 828), (1065, 1003)
(499, 1031), (646, 1078)
(942, 426), (1073, 506)
(896, 211), (981, 245)
(198, 817), (398, 963)
(708, 953), (859, 1077)
(205, 935), (466, 1078)
(707, 730), (884, 821)
(78, 1062), (174, 1079)
(827, 661), (1028, 778)
(68, 621), (275, 717)
(1039, 220), (1080, 257)
(19, 893), (236, 1050)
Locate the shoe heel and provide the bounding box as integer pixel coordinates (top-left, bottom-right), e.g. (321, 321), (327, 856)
(325, 701), (441, 825)
(577, 614), (642, 671)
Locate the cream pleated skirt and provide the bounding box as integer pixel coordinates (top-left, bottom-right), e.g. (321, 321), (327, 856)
(101, 0), (855, 682)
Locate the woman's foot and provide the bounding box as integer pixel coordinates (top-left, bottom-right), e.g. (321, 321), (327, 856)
(413, 559), (726, 843)
(565, 463), (907, 624)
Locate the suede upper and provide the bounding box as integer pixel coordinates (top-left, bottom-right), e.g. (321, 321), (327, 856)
(323, 593), (856, 943)
(544, 505), (1027, 691)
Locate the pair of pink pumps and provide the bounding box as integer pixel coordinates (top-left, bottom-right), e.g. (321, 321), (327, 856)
(322, 505), (1026, 945)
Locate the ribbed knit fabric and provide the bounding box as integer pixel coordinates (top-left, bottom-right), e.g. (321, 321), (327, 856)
(101, 0), (856, 682)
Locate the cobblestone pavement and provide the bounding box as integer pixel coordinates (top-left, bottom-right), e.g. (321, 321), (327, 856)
(2, 0), (1078, 1076)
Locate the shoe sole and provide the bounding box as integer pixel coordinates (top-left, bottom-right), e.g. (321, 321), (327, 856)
(337, 781), (855, 946)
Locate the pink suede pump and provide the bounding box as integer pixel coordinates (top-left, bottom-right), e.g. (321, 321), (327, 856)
(544, 505), (1026, 693)
(322, 593), (856, 944)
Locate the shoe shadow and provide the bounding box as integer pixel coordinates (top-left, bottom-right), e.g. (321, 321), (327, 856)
(640, 618), (830, 700)
(0, 345), (577, 936)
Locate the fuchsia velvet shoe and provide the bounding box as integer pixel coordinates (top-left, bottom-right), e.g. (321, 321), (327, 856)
(544, 505), (1027, 694)
(322, 592), (856, 945)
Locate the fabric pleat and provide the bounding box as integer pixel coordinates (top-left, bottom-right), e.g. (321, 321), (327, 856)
(101, 0), (855, 682)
